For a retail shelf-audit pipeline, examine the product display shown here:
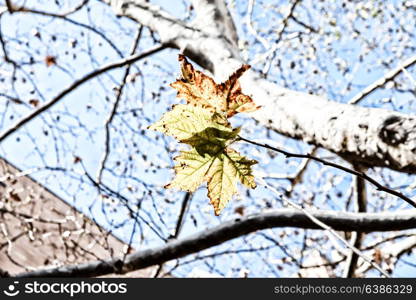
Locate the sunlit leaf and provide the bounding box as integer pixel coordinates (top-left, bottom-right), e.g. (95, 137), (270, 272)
(148, 55), (259, 215)
(148, 104), (232, 143)
(166, 146), (257, 215)
(206, 149), (257, 215)
(165, 148), (214, 192)
(170, 55), (260, 117)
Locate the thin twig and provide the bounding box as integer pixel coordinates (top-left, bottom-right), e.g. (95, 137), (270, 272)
(361, 232), (416, 251)
(153, 192), (193, 278)
(256, 177), (389, 277)
(82, 165), (168, 243)
(238, 135), (416, 208)
(286, 147), (316, 196)
(14, 0), (89, 17)
(290, 14), (318, 33)
(348, 55), (416, 104)
(11, 4), (124, 57)
(343, 164), (367, 278)
(0, 44), (169, 144)
(258, 0), (301, 74)
(96, 25), (143, 183)
(5, 0), (15, 13)
(246, 0), (270, 50)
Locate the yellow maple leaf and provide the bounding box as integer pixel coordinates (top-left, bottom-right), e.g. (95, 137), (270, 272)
(166, 147), (257, 216)
(170, 55), (260, 117)
(148, 55), (260, 216)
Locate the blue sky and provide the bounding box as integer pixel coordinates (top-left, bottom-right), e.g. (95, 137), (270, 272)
(0, 0), (415, 277)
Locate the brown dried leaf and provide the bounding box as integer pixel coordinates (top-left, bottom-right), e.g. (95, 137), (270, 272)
(170, 55), (260, 117)
(45, 55), (57, 67)
(234, 205), (245, 216)
(73, 156), (82, 164)
(29, 99), (39, 107)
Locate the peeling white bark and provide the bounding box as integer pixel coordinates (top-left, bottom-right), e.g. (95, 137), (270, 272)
(245, 81), (416, 172)
(106, 0), (416, 174)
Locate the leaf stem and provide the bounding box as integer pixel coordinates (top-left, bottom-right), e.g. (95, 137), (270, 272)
(237, 135), (416, 209)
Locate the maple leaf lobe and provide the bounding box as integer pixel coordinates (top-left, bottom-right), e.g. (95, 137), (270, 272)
(171, 55), (260, 118)
(167, 148), (257, 216)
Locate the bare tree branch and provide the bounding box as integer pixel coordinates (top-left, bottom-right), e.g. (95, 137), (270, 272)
(246, 0), (270, 50)
(0, 44), (169, 144)
(238, 135), (416, 208)
(11, 5), (124, 57)
(96, 25), (143, 184)
(260, 0), (301, 75)
(343, 165), (367, 277)
(357, 235), (416, 275)
(13, 208), (416, 278)
(104, 0), (192, 41)
(4, 0), (15, 13)
(257, 178), (388, 277)
(11, 0), (89, 17)
(153, 192), (193, 278)
(348, 55), (416, 105)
